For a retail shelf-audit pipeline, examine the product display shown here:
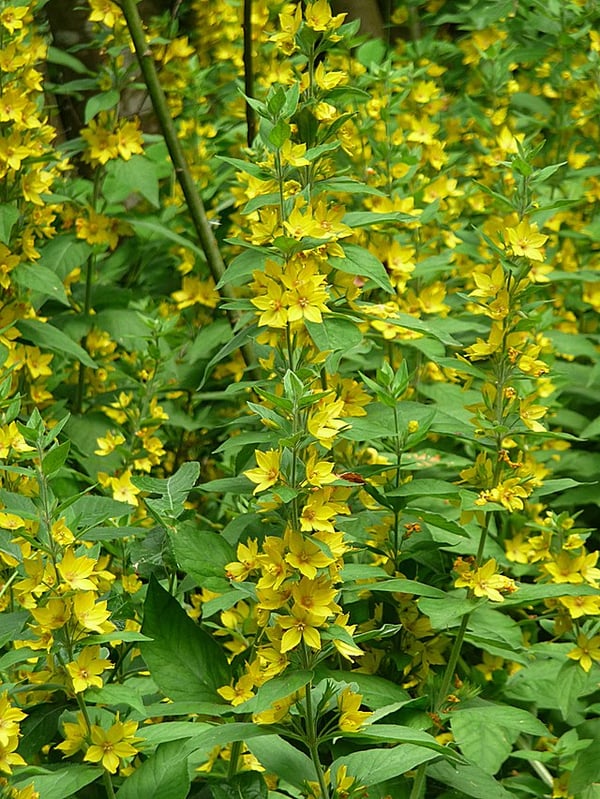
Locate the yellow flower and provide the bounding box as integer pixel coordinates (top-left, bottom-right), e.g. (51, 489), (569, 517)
(226, 539), (260, 582)
(454, 558), (516, 602)
(88, 0), (121, 28)
(314, 62), (347, 91)
(55, 712), (88, 758)
(121, 573), (142, 594)
(253, 695), (294, 725)
(0, 735), (26, 774)
(94, 431), (125, 456)
(75, 209), (124, 249)
(300, 487), (348, 533)
(217, 674), (255, 706)
(560, 595), (600, 619)
(544, 552), (585, 584)
(73, 592), (114, 634)
(278, 606), (323, 652)
(0, 694), (26, 749)
(474, 652), (505, 681)
(567, 633), (600, 672)
(24, 346), (53, 379)
(338, 687), (372, 732)
(505, 220), (548, 262)
(0, 512), (25, 531)
(172, 275), (219, 309)
(285, 530), (334, 579)
(304, 0), (346, 31)
(244, 449), (281, 494)
(307, 397), (347, 449)
(0, 422), (35, 458)
(519, 398), (547, 432)
(291, 575), (339, 621)
(284, 202), (324, 240)
(84, 718), (141, 773)
(303, 451), (337, 487)
(0, 5), (29, 34)
(57, 549), (98, 592)
(280, 140), (310, 167)
(51, 518), (75, 546)
(107, 470), (140, 506)
(251, 278), (289, 328)
(30, 598), (71, 631)
(66, 645), (113, 693)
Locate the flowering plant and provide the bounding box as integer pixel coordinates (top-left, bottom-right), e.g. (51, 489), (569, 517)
(0, 1), (599, 798)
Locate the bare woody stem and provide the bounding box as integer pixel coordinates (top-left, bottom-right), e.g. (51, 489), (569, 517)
(119, 0), (255, 374)
(243, 0), (256, 146)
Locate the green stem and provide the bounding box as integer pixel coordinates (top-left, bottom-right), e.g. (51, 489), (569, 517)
(434, 612), (469, 710)
(228, 739), (243, 779)
(119, 0), (255, 375)
(102, 768), (117, 799)
(304, 680), (330, 799)
(74, 168), (103, 414)
(409, 762), (427, 799)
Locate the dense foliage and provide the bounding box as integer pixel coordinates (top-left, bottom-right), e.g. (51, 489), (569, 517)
(1, 1), (599, 798)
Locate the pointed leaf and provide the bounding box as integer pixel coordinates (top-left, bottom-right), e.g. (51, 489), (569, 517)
(140, 575), (230, 704)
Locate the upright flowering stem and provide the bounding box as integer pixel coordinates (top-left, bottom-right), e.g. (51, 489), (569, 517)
(119, 0), (255, 373)
(302, 646), (330, 799)
(75, 167), (103, 413)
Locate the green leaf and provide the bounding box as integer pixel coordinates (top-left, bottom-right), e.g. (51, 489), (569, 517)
(197, 476), (254, 494)
(557, 660), (593, 725)
(347, 724), (462, 759)
(247, 735), (317, 788)
(234, 670), (313, 714)
(125, 218), (205, 260)
(168, 521), (234, 592)
(137, 721), (211, 750)
(268, 118), (291, 148)
(0, 647), (38, 671)
(37, 235), (92, 280)
(16, 318), (97, 369)
(218, 248), (271, 288)
(387, 479), (458, 498)
(134, 462), (200, 520)
(84, 684), (147, 716)
(371, 579), (446, 599)
(329, 243), (393, 293)
(319, 671), (409, 710)
(0, 203), (20, 245)
(12, 263), (70, 306)
(47, 46), (93, 74)
(332, 744), (439, 786)
(419, 596), (482, 629)
(305, 316), (363, 353)
(85, 89), (120, 122)
(502, 582), (600, 606)
(569, 737), (600, 794)
(104, 155), (160, 208)
(12, 765), (103, 799)
(42, 441), (70, 476)
(19, 704), (63, 761)
(427, 761), (514, 799)
(140, 575), (230, 704)
(342, 211), (413, 228)
(0, 611), (28, 648)
(69, 495), (133, 527)
(211, 772), (268, 799)
(116, 740), (191, 799)
(450, 703), (546, 775)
